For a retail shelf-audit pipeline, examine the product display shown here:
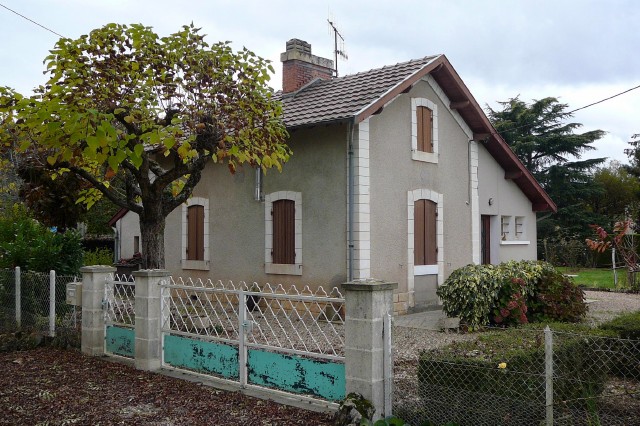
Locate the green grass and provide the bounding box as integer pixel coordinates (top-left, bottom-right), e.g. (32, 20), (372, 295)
(557, 267), (623, 289)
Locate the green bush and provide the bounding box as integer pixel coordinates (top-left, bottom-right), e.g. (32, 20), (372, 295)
(436, 264), (502, 330)
(83, 247), (114, 266)
(0, 205), (83, 274)
(437, 261), (586, 329)
(418, 324), (615, 425)
(528, 268), (587, 323)
(599, 311), (640, 379)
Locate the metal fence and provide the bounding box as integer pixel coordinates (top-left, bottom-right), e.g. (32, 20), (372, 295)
(394, 327), (640, 425)
(161, 277), (346, 401)
(104, 273), (136, 358)
(0, 267), (80, 338)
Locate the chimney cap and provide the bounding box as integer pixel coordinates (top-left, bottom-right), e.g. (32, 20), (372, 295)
(286, 39), (312, 55)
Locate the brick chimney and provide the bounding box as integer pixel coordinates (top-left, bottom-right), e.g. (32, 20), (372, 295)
(281, 39), (334, 93)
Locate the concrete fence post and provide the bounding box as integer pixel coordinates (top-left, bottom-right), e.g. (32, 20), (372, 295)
(81, 265), (116, 356)
(15, 266), (21, 328)
(342, 279), (398, 420)
(133, 269), (168, 371)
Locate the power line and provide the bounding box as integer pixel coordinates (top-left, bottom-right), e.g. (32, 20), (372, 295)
(493, 83), (640, 137)
(567, 84), (640, 114)
(0, 2), (64, 38)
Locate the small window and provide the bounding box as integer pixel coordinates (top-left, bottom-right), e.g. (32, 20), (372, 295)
(501, 216), (510, 240)
(272, 199), (295, 264)
(515, 216), (525, 239)
(181, 197), (209, 270)
(414, 199), (437, 266)
(417, 106), (433, 153)
(187, 205), (205, 261)
(411, 98), (438, 163)
(133, 236), (140, 254)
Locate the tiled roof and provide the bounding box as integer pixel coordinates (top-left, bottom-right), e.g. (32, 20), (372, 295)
(279, 55), (440, 128)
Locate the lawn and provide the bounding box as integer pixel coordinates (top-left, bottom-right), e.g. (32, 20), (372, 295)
(558, 266), (623, 289)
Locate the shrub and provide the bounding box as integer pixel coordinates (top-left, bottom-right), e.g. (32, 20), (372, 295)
(492, 277), (528, 326)
(436, 264), (501, 330)
(438, 261), (587, 329)
(0, 205), (83, 274)
(528, 268), (587, 323)
(83, 247), (114, 266)
(599, 311), (640, 379)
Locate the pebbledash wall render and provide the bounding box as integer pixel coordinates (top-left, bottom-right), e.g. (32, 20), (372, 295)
(111, 38), (556, 315)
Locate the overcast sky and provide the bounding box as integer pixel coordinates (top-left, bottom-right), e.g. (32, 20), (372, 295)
(1, 0), (638, 164)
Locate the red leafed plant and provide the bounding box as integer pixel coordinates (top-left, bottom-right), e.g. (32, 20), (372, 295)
(586, 220), (639, 290)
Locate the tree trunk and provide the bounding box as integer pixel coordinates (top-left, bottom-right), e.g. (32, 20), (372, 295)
(139, 213), (166, 270)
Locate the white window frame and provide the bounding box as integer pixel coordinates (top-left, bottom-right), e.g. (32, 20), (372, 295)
(500, 215), (530, 245)
(181, 197), (210, 270)
(411, 98), (439, 163)
(265, 191), (302, 276)
(408, 189), (444, 279)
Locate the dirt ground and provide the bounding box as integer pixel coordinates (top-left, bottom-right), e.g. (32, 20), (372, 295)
(0, 347), (333, 425)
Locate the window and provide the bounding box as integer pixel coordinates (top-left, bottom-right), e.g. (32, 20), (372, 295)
(265, 191), (302, 275)
(414, 199), (437, 266)
(501, 216), (510, 240)
(181, 197), (209, 270)
(515, 216), (525, 239)
(411, 98), (438, 163)
(499, 215), (529, 245)
(187, 205), (204, 261)
(417, 106), (433, 153)
(272, 199), (295, 264)
(133, 236), (140, 254)
(408, 189), (443, 280)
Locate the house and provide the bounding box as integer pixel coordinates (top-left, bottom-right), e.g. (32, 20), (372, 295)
(111, 38), (556, 314)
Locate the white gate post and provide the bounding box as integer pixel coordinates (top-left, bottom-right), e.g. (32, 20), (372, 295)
(133, 269), (168, 371)
(15, 266), (21, 328)
(81, 265), (116, 356)
(342, 279), (397, 420)
(49, 270), (56, 337)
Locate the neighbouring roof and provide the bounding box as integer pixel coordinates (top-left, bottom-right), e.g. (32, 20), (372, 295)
(279, 55), (557, 212)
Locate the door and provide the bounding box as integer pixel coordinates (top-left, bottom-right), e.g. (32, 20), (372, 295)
(481, 215), (491, 265)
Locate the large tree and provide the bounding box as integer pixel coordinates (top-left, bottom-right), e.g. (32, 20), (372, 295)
(487, 96), (607, 240)
(0, 23), (289, 269)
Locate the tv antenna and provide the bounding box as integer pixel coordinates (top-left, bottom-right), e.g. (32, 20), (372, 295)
(327, 17), (348, 76)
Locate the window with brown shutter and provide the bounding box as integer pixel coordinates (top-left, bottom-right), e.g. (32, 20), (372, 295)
(187, 205), (204, 261)
(416, 106), (433, 153)
(414, 199), (437, 265)
(272, 199), (295, 264)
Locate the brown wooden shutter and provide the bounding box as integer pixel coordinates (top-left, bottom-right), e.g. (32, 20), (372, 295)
(272, 199), (295, 264)
(414, 199), (437, 266)
(417, 107), (425, 152)
(425, 200), (437, 265)
(414, 199), (426, 265)
(416, 106), (433, 153)
(187, 205), (204, 261)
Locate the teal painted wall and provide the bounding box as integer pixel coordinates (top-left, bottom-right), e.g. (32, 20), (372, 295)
(105, 325), (135, 358)
(248, 350), (345, 401)
(163, 335), (239, 379)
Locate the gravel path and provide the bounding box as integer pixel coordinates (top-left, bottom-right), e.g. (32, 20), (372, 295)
(583, 289), (640, 324)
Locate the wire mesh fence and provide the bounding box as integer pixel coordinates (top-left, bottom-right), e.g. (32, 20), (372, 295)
(0, 268), (81, 340)
(394, 327), (640, 426)
(0, 268), (16, 332)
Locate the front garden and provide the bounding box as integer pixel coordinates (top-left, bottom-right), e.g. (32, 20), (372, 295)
(392, 260), (640, 426)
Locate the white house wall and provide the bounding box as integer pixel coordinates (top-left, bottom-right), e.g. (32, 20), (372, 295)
(477, 144), (537, 262)
(367, 78), (476, 313)
(117, 210), (141, 260)
(163, 124), (349, 288)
